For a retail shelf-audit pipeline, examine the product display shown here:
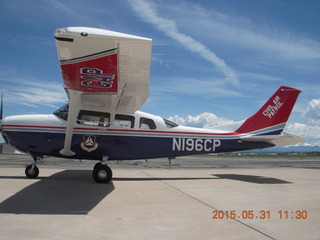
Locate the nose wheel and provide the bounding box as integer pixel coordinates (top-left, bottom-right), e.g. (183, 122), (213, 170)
(92, 162), (113, 183)
(25, 165), (39, 178)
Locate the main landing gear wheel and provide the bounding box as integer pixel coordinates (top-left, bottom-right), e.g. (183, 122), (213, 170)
(25, 165), (39, 179)
(93, 163), (113, 183)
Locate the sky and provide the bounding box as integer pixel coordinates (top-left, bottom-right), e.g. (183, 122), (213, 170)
(1, 0), (320, 145)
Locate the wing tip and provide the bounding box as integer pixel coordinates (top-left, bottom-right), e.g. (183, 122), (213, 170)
(55, 27), (152, 41)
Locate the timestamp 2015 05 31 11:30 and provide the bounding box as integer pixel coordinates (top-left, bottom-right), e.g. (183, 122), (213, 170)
(212, 210), (308, 220)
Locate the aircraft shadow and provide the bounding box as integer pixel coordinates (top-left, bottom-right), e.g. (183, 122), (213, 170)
(213, 174), (292, 184)
(0, 170), (114, 215)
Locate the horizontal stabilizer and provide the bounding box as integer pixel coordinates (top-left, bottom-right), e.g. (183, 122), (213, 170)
(241, 132), (307, 147)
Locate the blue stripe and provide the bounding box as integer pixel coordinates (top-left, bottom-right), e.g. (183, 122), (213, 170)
(254, 129), (283, 136)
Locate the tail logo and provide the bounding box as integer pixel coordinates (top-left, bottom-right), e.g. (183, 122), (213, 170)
(263, 96), (283, 119)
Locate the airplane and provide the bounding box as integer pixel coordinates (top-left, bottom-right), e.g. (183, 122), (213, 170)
(0, 27), (306, 183)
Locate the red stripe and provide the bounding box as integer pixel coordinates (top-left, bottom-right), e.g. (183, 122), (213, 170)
(2, 125), (65, 130)
(3, 125), (240, 136)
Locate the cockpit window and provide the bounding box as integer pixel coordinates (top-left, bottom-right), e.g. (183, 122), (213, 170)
(163, 118), (179, 128)
(77, 110), (110, 127)
(53, 104), (69, 121)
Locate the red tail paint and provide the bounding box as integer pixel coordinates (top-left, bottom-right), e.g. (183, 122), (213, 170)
(236, 86), (301, 133)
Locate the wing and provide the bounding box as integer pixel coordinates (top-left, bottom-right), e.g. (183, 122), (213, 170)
(55, 27), (152, 113)
(54, 27), (152, 156)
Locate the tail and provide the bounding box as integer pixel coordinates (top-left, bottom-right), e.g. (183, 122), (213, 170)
(236, 86), (306, 146)
(237, 86), (301, 135)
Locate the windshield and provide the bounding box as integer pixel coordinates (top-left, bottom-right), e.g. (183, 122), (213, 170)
(53, 104), (69, 121)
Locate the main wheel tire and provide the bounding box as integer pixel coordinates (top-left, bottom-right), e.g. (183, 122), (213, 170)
(25, 165), (39, 179)
(93, 163), (113, 183)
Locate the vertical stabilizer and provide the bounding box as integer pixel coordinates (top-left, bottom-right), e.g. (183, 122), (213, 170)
(236, 86), (301, 134)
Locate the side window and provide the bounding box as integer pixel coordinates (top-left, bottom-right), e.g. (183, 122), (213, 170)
(139, 117), (156, 130)
(163, 118), (179, 128)
(114, 114), (135, 128)
(77, 110), (110, 127)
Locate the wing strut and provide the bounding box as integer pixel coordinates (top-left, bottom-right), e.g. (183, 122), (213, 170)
(60, 90), (82, 156)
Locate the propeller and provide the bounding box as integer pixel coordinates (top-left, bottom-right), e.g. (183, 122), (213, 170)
(0, 92), (3, 133)
(0, 92), (3, 120)
(0, 92), (8, 144)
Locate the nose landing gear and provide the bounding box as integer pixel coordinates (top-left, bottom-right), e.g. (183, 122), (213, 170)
(25, 153), (41, 179)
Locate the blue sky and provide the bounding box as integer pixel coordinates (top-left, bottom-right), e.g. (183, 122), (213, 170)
(1, 0), (320, 145)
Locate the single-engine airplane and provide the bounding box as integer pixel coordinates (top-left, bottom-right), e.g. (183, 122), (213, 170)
(0, 27), (306, 183)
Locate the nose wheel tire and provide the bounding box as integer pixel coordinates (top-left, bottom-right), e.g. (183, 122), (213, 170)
(25, 165), (39, 179)
(93, 163), (113, 183)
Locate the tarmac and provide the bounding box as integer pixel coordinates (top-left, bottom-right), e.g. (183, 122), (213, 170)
(0, 154), (319, 240)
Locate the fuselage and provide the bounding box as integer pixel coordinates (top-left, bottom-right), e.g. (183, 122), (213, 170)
(1, 105), (273, 161)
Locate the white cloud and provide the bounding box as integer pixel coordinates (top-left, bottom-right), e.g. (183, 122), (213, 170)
(286, 122), (320, 140)
(302, 98), (320, 125)
(144, 1), (320, 73)
(128, 0), (239, 86)
(0, 68), (67, 108)
(155, 77), (241, 97)
(44, 0), (104, 27)
(46, 0), (76, 16)
(239, 72), (283, 82)
(9, 86), (66, 108)
(168, 112), (234, 128)
(177, 3), (320, 62)
(292, 99), (320, 145)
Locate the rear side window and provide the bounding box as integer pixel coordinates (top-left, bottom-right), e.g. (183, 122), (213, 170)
(114, 114), (135, 128)
(163, 118), (179, 128)
(139, 117), (156, 130)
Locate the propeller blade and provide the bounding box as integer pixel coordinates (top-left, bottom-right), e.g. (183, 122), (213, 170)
(0, 92), (3, 120)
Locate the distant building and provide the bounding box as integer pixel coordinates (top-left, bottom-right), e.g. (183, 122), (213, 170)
(0, 143), (24, 154)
